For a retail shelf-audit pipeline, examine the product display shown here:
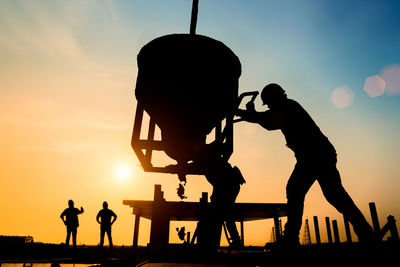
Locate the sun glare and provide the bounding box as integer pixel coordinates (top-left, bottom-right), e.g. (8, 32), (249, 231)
(115, 165), (132, 181)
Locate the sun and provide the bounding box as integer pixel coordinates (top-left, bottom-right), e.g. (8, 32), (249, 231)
(115, 165), (132, 181)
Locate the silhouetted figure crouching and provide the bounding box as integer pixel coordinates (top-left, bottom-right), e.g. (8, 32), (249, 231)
(96, 201), (117, 249)
(60, 200), (84, 248)
(236, 83), (375, 246)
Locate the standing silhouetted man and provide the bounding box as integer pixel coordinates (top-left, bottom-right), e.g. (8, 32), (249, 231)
(60, 200), (84, 248)
(96, 201), (117, 248)
(236, 83), (375, 246)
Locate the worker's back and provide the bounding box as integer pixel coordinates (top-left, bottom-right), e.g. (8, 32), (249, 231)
(265, 99), (336, 157)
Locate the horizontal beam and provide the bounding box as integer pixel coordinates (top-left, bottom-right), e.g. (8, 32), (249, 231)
(123, 200), (287, 222)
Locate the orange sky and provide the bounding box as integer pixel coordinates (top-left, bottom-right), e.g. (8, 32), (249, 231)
(1, 0), (399, 247)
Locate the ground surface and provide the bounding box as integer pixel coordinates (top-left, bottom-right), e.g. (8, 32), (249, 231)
(0, 241), (398, 266)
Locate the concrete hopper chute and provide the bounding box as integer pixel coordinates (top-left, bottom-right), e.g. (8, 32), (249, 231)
(132, 33), (242, 175)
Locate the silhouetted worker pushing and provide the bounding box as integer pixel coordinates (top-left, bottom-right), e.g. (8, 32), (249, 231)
(236, 83), (375, 246)
(96, 201), (117, 248)
(60, 200), (84, 248)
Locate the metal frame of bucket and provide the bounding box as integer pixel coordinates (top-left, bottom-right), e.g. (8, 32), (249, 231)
(131, 104), (234, 175)
(131, 91), (258, 175)
(131, 102), (234, 175)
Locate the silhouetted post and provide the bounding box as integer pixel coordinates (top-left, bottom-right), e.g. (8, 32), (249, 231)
(369, 202), (381, 233)
(313, 216), (321, 244)
(240, 220), (244, 246)
(387, 215), (399, 241)
(133, 211), (141, 248)
(150, 184), (169, 249)
(343, 215), (352, 243)
(198, 192), (208, 247)
(325, 217), (333, 244)
(332, 220), (340, 243)
(190, 0), (199, 35)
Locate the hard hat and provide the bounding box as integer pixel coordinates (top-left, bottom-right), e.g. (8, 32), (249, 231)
(261, 83), (285, 105)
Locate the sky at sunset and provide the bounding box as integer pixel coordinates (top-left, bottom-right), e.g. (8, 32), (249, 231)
(1, 0), (400, 247)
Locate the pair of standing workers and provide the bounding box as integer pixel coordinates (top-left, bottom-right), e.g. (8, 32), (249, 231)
(60, 200), (117, 248)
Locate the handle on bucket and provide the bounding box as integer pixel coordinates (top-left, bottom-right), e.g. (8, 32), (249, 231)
(233, 91), (259, 123)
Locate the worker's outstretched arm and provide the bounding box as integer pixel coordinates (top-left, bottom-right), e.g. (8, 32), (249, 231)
(236, 102), (283, 131)
(236, 102), (261, 123)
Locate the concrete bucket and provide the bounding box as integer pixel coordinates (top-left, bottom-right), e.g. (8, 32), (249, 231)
(132, 34), (241, 174)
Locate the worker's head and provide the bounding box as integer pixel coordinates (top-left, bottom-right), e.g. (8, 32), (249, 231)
(261, 83), (286, 108)
(68, 200), (74, 208)
(103, 201), (108, 209)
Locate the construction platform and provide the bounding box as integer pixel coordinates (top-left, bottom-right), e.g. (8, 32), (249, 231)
(123, 184), (287, 248)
